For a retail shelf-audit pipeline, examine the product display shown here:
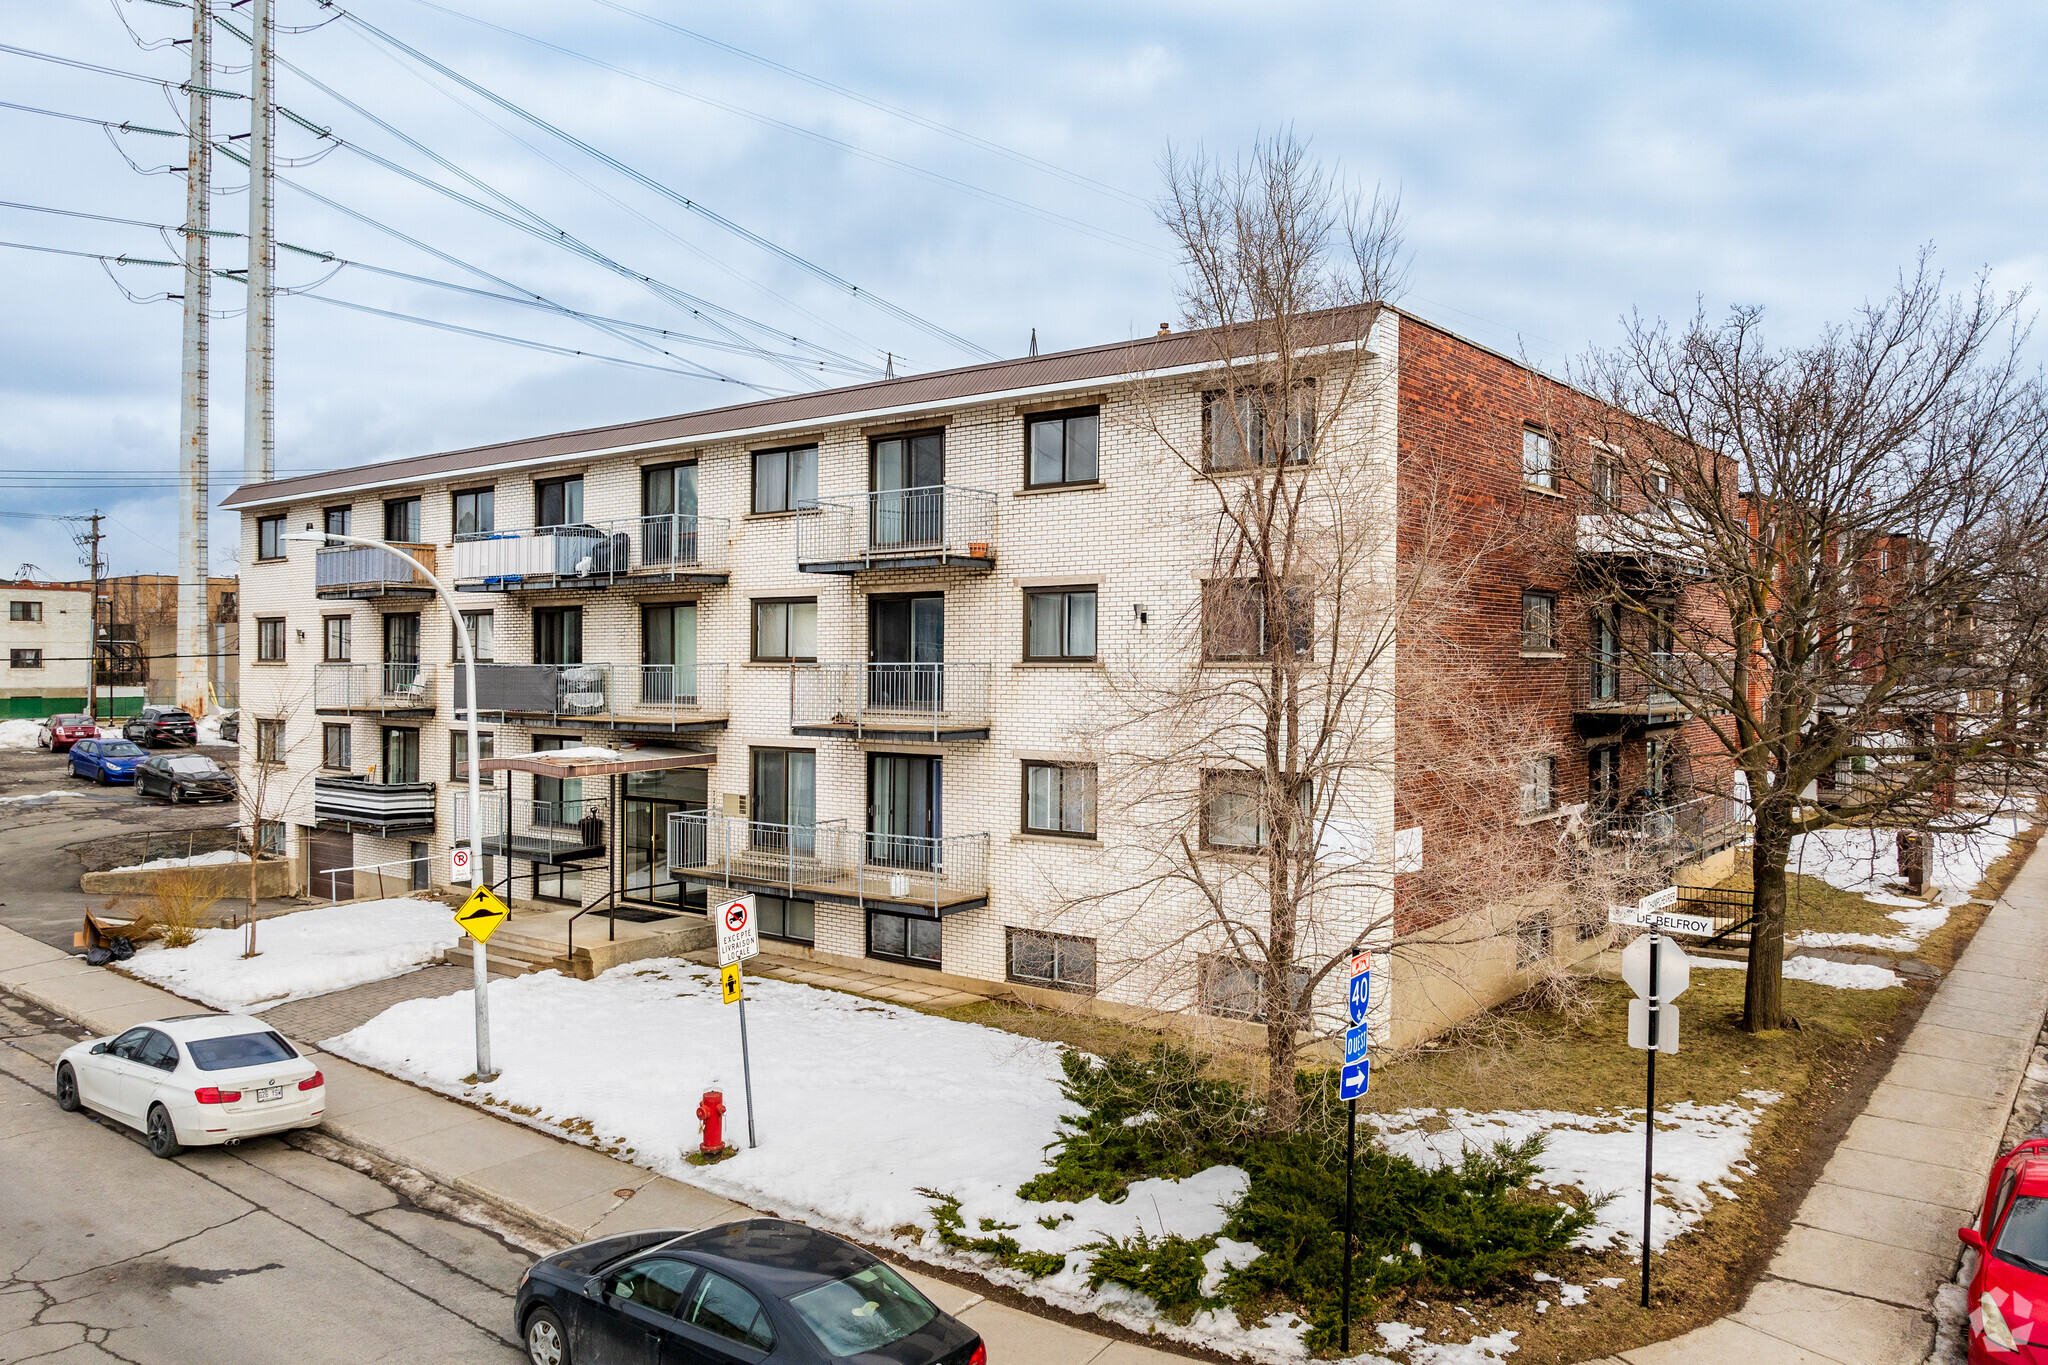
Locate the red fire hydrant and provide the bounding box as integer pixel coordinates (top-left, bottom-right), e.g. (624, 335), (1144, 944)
(696, 1089), (726, 1156)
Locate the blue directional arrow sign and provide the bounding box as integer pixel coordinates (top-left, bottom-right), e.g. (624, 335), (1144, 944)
(1340, 1022), (1371, 1101)
(1347, 954), (1372, 1027)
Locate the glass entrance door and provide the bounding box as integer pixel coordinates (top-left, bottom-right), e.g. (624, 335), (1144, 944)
(624, 768), (706, 910)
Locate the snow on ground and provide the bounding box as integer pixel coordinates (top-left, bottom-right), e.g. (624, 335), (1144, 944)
(195, 714), (226, 745)
(1789, 820), (2022, 900)
(0, 719), (43, 749)
(125, 898), (461, 1011)
(1691, 955), (1902, 989)
(116, 849), (250, 872)
(0, 790), (69, 805)
(1367, 1092), (1780, 1254)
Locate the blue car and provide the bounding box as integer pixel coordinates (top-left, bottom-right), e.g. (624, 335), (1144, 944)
(69, 738), (146, 785)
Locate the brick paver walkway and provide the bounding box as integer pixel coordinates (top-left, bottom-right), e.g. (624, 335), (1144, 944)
(262, 963), (476, 1044)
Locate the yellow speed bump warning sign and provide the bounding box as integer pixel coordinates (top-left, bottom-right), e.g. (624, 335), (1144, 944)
(454, 885), (509, 944)
(721, 962), (743, 1005)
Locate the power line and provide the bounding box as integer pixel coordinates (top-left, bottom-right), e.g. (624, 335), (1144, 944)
(0, 40), (246, 98)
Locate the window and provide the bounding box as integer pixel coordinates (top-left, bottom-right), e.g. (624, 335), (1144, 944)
(1201, 770), (1311, 850)
(9, 601), (41, 622)
(256, 617), (286, 662)
(1521, 590), (1556, 652)
(1205, 386), (1314, 469)
(606, 1258), (694, 1318)
(255, 718), (285, 764)
(451, 728), (497, 786)
(382, 496), (422, 543)
(323, 616), (351, 663)
(1199, 954), (1309, 1021)
(756, 894), (815, 945)
(9, 649), (42, 669)
(533, 607), (582, 665)
(750, 749), (815, 828)
(1648, 463), (1672, 500)
(535, 476), (583, 527)
(1518, 755), (1557, 818)
(256, 820), (287, 856)
(322, 724), (351, 771)
(187, 1032), (295, 1072)
(681, 1270), (775, 1354)
(381, 727), (420, 785)
(1025, 588), (1096, 661)
(1025, 408), (1100, 486)
(1517, 916), (1553, 967)
(789, 1264), (935, 1359)
(869, 910), (942, 967)
(257, 515), (286, 561)
(1522, 428), (1557, 490)
(752, 598), (818, 662)
(1023, 762), (1096, 837)
(1007, 928), (1097, 992)
(323, 505), (350, 540)
(1202, 580), (1311, 660)
(452, 487), (494, 538)
(456, 610), (494, 662)
(1646, 736), (1671, 799)
(750, 444), (818, 514)
(1592, 453), (1620, 510)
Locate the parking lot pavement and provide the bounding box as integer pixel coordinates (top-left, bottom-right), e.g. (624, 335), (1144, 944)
(0, 991), (526, 1364)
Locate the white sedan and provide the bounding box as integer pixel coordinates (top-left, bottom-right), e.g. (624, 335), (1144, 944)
(54, 1014), (326, 1157)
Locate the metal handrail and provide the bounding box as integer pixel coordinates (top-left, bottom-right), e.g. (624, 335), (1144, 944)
(450, 513), (731, 585)
(789, 662), (990, 735)
(453, 662), (610, 721)
(314, 662), (437, 713)
(796, 484), (997, 568)
(317, 854), (430, 903)
(315, 541), (438, 591)
(665, 811), (989, 913)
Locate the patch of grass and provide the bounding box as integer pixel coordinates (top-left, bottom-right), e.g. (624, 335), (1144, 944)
(921, 1191), (1071, 1277)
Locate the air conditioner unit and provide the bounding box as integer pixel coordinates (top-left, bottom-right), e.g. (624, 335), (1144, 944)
(721, 793), (748, 818)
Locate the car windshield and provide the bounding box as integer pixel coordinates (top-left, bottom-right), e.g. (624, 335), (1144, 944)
(99, 741), (144, 757)
(168, 756), (222, 775)
(56, 715), (90, 725)
(186, 1031), (298, 1072)
(788, 1262), (936, 1358)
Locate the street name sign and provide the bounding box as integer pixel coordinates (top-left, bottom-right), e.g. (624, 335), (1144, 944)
(1638, 885), (1681, 914)
(1347, 953), (1372, 1026)
(1608, 904), (1717, 937)
(716, 895), (759, 967)
(449, 846), (472, 884)
(453, 885), (509, 944)
(721, 962), (743, 1005)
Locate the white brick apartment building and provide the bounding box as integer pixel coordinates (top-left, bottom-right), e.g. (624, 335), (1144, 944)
(226, 310), (1413, 1036)
(2, 580), (94, 719)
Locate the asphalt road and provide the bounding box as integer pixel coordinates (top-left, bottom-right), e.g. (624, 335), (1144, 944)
(0, 990), (526, 1364)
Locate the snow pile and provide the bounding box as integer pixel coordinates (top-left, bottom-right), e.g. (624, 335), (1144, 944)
(117, 849), (250, 872)
(1368, 1092), (1779, 1254)
(1784, 956), (1903, 990)
(0, 790), (69, 805)
(0, 719), (44, 750)
(529, 745), (620, 762)
(125, 898), (461, 1011)
(1789, 820), (2023, 900)
(196, 713), (226, 745)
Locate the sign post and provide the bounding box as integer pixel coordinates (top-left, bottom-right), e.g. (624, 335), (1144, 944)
(1339, 952), (1371, 1353)
(715, 895), (761, 1148)
(1620, 917), (1694, 1309)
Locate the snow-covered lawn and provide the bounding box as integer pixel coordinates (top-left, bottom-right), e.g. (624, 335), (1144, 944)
(1691, 955), (1904, 990)
(1789, 819), (2023, 901)
(124, 898), (461, 1011)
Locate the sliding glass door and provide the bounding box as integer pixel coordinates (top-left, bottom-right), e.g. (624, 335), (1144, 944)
(868, 753), (940, 868)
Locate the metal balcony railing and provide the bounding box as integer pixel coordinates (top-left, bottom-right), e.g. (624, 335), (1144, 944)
(450, 515), (730, 589)
(789, 663), (991, 739)
(666, 812), (990, 913)
(314, 775), (436, 835)
(454, 789), (606, 863)
(315, 662), (437, 714)
(315, 542), (438, 594)
(1588, 793), (1746, 861)
(796, 485), (997, 572)
(453, 662), (610, 721)
(622, 663), (730, 724)
(1581, 652), (1731, 720)
(1575, 508), (1706, 572)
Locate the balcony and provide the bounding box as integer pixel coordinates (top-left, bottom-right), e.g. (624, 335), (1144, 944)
(796, 486), (996, 575)
(1587, 793), (1747, 865)
(1577, 652), (1729, 726)
(789, 663), (992, 742)
(314, 663), (438, 717)
(453, 789), (606, 865)
(1575, 506), (1707, 578)
(667, 812), (990, 915)
(315, 543), (438, 599)
(314, 775), (436, 836)
(452, 662), (730, 734)
(450, 515), (731, 592)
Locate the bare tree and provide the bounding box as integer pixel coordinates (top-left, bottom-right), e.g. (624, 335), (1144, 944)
(231, 681), (317, 957)
(1569, 255), (2048, 1031)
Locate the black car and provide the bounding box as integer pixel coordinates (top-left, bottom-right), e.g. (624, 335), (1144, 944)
(123, 706), (198, 748)
(514, 1219), (984, 1365)
(135, 753), (236, 803)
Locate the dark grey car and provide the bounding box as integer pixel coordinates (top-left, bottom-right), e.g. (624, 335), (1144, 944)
(136, 753), (236, 804)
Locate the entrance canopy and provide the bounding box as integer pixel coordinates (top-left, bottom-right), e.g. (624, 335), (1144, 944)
(458, 744), (714, 782)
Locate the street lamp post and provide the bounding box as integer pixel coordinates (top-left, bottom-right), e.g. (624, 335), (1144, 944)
(284, 529), (496, 1081)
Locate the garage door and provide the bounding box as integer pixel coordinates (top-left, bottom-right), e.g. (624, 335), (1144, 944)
(309, 829), (355, 900)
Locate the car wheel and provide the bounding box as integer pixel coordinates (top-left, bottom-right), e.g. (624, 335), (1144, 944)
(524, 1308), (569, 1365)
(169, 786), (181, 805)
(145, 1105), (183, 1158)
(55, 1064), (81, 1112)
(96, 768), (109, 786)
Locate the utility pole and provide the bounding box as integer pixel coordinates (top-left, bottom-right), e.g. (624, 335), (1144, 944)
(85, 514), (104, 721)
(176, 0), (215, 720)
(242, 0), (275, 487)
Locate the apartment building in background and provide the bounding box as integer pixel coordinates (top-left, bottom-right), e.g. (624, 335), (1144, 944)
(57, 574), (240, 712)
(223, 308), (1742, 1043)
(1, 581), (93, 718)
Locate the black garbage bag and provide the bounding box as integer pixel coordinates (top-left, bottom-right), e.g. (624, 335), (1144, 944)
(108, 937), (135, 961)
(85, 946), (113, 966)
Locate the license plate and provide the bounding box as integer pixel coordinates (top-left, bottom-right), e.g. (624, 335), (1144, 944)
(254, 1086), (283, 1103)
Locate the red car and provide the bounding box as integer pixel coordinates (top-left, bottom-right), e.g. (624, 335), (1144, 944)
(39, 714), (98, 752)
(1960, 1137), (2048, 1360)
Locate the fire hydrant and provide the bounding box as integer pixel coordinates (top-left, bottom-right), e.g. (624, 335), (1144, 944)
(696, 1089), (726, 1156)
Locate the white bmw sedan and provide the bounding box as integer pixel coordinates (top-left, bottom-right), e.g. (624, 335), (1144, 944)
(54, 1014), (326, 1157)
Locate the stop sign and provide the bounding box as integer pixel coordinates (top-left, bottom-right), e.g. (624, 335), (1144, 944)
(1621, 934), (1691, 1002)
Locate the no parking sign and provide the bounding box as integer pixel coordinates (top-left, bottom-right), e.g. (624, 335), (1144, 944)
(449, 846), (472, 883)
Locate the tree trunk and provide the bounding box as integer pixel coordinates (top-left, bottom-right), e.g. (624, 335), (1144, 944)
(1743, 810), (1791, 1031)
(245, 844), (259, 958)
(1265, 868), (1301, 1133)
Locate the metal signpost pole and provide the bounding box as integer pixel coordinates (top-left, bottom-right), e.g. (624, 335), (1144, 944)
(737, 993), (758, 1149)
(1338, 953), (1372, 1352)
(1341, 1097), (1357, 1354)
(1641, 931), (1660, 1309)
(717, 895), (762, 1148)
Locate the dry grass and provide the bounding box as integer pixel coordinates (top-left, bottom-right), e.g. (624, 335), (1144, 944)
(143, 867), (235, 948)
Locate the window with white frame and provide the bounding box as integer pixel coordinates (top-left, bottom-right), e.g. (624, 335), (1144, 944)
(457, 610), (494, 662)
(1024, 588), (1096, 661)
(1522, 428), (1557, 490)
(1518, 754), (1557, 817)
(751, 599), (818, 662)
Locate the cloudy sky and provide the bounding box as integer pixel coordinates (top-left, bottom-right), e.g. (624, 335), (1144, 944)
(3, 0), (2043, 579)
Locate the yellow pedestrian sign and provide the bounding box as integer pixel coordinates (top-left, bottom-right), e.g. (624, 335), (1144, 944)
(454, 885), (509, 944)
(721, 962), (743, 1005)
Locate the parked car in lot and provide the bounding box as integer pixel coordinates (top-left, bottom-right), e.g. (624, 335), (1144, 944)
(36, 714), (99, 752)
(53, 1015), (325, 1158)
(515, 1220), (984, 1365)
(67, 737), (146, 784)
(123, 706), (198, 748)
(215, 708), (240, 743)
(1960, 1137), (2048, 1361)
(136, 753), (237, 804)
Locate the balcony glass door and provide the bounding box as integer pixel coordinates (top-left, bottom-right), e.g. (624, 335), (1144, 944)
(868, 594), (942, 713)
(534, 608), (582, 665)
(380, 726), (419, 785)
(870, 431), (944, 548)
(641, 463), (699, 566)
(751, 749), (815, 855)
(383, 613), (420, 693)
(641, 603), (698, 708)
(1591, 611), (1618, 701)
(868, 754), (939, 869)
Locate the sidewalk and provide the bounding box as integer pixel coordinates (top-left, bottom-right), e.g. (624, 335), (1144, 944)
(1596, 840), (2048, 1365)
(0, 926), (1180, 1365)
